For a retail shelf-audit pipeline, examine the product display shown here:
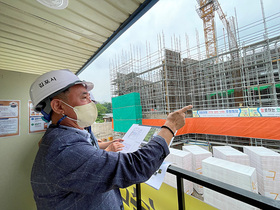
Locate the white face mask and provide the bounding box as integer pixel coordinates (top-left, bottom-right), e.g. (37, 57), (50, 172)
(60, 100), (98, 128)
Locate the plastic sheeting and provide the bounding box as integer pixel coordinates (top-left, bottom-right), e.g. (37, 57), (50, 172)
(142, 117), (280, 140)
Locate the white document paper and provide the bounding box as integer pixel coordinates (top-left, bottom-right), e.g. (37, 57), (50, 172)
(121, 124), (160, 153)
(145, 161), (171, 190)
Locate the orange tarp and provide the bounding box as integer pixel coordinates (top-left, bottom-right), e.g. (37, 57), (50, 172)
(142, 117), (280, 140)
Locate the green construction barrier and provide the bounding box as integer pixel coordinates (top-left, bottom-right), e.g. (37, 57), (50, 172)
(112, 92), (142, 133)
(113, 106), (142, 119)
(112, 92), (141, 109)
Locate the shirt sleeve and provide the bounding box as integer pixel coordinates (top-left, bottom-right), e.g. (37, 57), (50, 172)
(46, 134), (170, 194)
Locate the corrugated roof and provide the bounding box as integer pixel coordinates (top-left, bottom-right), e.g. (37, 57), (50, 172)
(0, 0), (157, 75)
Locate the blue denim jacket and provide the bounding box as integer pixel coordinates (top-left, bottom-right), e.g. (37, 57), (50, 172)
(31, 124), (169, 209)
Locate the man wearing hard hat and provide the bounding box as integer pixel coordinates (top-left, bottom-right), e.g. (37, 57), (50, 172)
(29, 69), (192, 209)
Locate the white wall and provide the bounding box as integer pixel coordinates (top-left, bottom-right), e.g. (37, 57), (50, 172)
(0, 70), (43, 210)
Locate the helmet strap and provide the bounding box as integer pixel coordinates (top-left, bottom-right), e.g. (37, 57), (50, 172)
(41, 110), (52, 122)
(57, 115), (67, 125)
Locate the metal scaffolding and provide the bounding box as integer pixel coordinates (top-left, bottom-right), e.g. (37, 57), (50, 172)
(110, 10), (280, 112)
(110, 7), (280, 150)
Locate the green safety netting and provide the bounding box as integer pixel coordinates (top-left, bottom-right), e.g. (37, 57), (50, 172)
(112, 92), (142, 133)
(206, 83), (280, 98)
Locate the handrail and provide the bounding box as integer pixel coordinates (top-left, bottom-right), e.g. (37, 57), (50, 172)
(136, 165), (280, 210)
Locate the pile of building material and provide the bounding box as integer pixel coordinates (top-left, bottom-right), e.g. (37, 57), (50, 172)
(202, 157), (258, 210)
(213, 146), (250, 166)
(243, 146), (280, 201)
(182, 145), (212, 194)
(162, 145), (279, 207)
(164, 148), (193, 194)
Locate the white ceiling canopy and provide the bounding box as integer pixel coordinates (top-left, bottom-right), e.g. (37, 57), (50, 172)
(36, 0), (69, 10)
(0, 0), (158, 75)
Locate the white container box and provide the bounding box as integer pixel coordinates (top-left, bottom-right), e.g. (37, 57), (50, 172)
(182, 145), (212, 194)
(202, 157), (258, 210)
(164, 148), (193, 194)
(243, 146), (280, 200)
(213, 146), (250, 166)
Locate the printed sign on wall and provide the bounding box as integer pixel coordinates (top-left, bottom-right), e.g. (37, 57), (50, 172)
(29, 101), (48, 133)
(0, 100), (20, 137)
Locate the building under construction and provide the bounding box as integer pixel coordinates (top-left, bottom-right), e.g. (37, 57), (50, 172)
(110, 2), (280, 151)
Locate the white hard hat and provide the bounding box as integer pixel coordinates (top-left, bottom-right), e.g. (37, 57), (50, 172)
(30, 69), (93, 113)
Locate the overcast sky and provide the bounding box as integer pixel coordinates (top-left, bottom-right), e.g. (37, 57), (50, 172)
(79, 0), (279, 103)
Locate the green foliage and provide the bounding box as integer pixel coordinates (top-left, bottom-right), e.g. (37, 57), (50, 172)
(95, 103), (107, 123)
(94, 102), (112, 123)
(103, 102), (112, 113)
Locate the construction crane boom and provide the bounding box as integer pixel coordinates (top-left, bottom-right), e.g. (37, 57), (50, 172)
(215, 0), (238, 51)
(196, 0), (238, 58)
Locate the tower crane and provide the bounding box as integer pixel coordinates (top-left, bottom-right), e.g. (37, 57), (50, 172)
(196, 0), (243, 107)
(196, 0), (238, 58)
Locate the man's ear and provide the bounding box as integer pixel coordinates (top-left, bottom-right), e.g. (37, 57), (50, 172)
(50, 99), (64, 115)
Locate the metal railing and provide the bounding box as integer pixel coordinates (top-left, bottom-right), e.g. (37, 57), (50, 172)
(135, 165), (280, 210)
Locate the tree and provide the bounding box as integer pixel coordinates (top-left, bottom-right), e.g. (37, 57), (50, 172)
(95, 103), (107, 123)
(103, 102), (112, 113)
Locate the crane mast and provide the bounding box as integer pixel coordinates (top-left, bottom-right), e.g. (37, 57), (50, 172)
(196, 0), (243, 107)
(196, 0), (238, 58)
(196, 0), (217, 58)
